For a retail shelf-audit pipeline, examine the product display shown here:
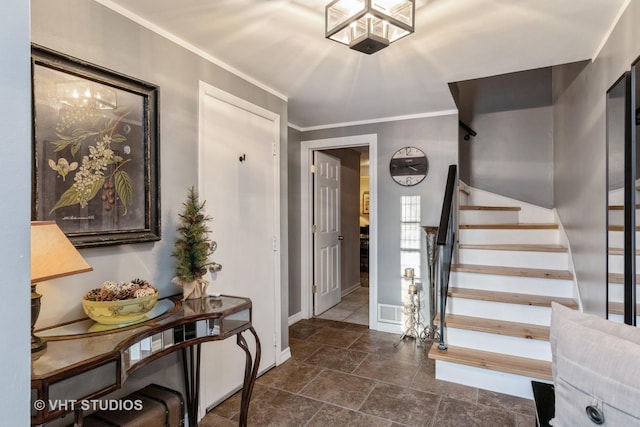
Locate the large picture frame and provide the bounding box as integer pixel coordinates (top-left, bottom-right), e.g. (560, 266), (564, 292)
(31, 45), (160, 247)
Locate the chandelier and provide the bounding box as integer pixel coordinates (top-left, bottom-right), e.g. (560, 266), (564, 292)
(325, 0), (415, 54)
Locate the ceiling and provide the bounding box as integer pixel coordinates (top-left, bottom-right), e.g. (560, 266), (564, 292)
(97, 0), (627, 129)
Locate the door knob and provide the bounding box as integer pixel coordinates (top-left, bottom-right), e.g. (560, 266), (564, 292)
(338, 235), (344, 241)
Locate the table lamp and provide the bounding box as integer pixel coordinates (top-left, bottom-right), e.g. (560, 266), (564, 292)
(31, 221), (93, 354)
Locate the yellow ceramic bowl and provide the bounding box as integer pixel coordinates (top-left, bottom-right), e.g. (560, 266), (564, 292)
(82, 293), (159, 325)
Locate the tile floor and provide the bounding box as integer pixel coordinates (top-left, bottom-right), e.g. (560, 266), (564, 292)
(316, 286), (370, 325)
(201, 317), (537, 426)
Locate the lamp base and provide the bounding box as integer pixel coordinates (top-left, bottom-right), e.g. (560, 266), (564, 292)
(32, 334), (47, 354)
(31, 284), (47, 355)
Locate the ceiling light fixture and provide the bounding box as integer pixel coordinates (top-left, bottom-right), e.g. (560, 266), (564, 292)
(325, 0), (415, 54)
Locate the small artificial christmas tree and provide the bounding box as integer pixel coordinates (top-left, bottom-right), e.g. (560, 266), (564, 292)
(171, 186), (221, 299)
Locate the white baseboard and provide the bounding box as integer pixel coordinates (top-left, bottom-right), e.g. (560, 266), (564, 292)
(288, 311), (305, 326)
(279, 347), (291, 365)
(374, 321), (403, 334)
(342, 282), (361, 296)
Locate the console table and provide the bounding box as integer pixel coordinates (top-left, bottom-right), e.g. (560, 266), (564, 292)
(31, 295), (261, 427)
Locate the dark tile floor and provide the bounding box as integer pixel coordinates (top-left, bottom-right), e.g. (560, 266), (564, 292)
(201, 318), (536, 426)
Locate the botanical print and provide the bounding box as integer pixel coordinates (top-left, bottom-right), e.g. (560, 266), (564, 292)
(48, 110), (134, 215)
(31, 46), (159, 247)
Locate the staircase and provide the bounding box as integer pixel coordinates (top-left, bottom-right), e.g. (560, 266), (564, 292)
(427, 185), (579, 399)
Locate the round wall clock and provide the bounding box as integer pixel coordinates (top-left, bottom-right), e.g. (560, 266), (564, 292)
(389, 146), (429, 186)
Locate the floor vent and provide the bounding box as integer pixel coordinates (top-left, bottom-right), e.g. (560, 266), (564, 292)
(378, 304), (403, 324)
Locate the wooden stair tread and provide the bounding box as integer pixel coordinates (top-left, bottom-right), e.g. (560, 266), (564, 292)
(428, 342), (552, 381)
(452, 264), (573, 280)
(608, 301), (640, 315)
(608, 225), (640, 231)
(434, 313), (549, 341)
(608, 204), (640, 210)
(607, 273), (640, 284)
(459, 244), (568, 253)
(460, 223), (558, 230)
(460, 205), (521, 211)
(448, 287), (579, 309)
(608, 247), (640, 255)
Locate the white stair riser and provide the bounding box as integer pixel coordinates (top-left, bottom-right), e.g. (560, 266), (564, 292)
(459, 210), (519, 225)
(607, 230), (640, 249)
(607, 253), (640, 273)
(608, 230), (623, 249)
(446, 297), (551, 326)
(459, 229), (559, 245)
(435, 360), (544, 399)
(458, 249), (568, 270)
(608, 209), (640, 227)
(445, 328), (551, 361)
(608, 210), (623, 227)
(451, 272), (574, 298)
(607, 282), (640, 301)
(608, 254), (623, 273)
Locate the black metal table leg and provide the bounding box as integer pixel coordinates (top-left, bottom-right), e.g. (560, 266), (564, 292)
(181, 328), (260, 427)
(182, 344), (202, 427)
(236, 327), (261, 427)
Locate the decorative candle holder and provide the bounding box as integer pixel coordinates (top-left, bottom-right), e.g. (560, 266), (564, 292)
(422, 226), (440, 341)
(394, 267), (427, 348)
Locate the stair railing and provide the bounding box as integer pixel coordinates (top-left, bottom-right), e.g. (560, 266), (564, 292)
(436, 164), (458, 350)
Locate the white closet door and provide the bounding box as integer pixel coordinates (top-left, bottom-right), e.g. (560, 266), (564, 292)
(199, 84), (278, 418)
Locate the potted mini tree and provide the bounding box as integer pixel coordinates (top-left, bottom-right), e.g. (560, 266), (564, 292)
(171, 187), (221, 300)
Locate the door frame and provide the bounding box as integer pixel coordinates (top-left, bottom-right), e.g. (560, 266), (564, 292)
(197, 80), (282, 364)
(300, 134), (378, 329)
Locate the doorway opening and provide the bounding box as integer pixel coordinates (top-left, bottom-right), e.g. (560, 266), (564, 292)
(300, 134), (378, 330)
(314, 146), (370, 325)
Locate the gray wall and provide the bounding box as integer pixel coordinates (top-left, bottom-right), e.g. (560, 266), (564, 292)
(31, 0), (289, 406)
(296, 115), (458, 309)
(288, 127), (302, 315)
(469, 106), (554, 208)
(553, 1), (640, 316)
(1, 0), (31, 423)
(456, 69), (555, 208)
(323, 149), (362, 294)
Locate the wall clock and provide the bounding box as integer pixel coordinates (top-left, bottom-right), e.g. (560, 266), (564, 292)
(389, 146), (429, 186)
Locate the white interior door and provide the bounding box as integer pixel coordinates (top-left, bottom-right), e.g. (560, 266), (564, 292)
(313, 151), (342, 315)
(198, 83), (279, 416)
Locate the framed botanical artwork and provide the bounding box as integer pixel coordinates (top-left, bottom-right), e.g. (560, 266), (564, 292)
(31, 45), (160, 247)
(362, 191), (370, 214)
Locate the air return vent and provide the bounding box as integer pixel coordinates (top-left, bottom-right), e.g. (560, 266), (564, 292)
(378, 304), (403, 324)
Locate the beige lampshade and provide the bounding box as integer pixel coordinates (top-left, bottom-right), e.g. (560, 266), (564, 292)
(31, 221), (93, 283)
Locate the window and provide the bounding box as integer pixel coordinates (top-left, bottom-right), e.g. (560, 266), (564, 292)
(400, 195), (421, 280)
